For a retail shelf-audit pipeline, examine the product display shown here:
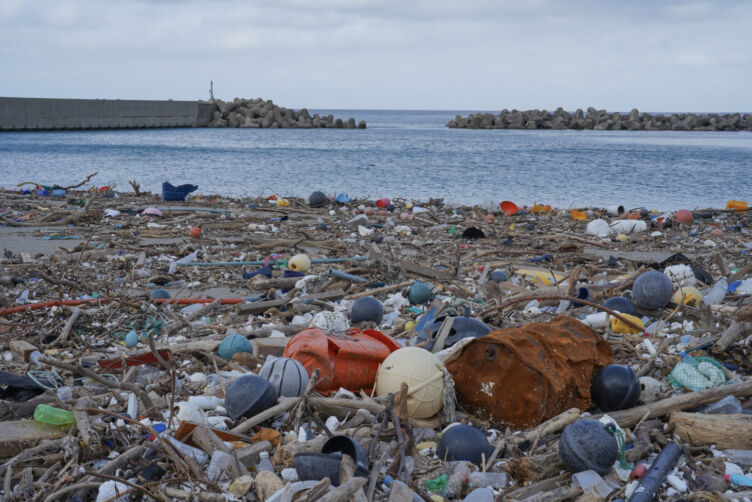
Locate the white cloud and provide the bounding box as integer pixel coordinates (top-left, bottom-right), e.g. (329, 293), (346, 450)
(0, 0), (750, 110)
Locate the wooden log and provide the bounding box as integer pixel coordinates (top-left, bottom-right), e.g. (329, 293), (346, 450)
(669, 411), (752, 449)
(599, 379), (752, 428)
(399, 260), (452, 280)
(318, 477), (368, 502)
(713, 321), (752, 354)
(522, 408), (581, 442)
(234, 289), (345, 315)
(191, 426), (242, 479)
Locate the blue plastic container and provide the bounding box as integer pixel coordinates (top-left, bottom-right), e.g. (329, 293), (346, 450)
(162, 182), (198, 202)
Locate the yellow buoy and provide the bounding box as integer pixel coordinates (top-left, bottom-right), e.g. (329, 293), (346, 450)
(288, 254), (311, 272)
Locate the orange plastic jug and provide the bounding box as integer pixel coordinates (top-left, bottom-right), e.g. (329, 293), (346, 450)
(284, 328), (400, 395)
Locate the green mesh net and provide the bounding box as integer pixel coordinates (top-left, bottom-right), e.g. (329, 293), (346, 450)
(669, 355), (726, 391)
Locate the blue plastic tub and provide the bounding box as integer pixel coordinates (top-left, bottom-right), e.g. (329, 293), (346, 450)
(162, 182), (198, 202)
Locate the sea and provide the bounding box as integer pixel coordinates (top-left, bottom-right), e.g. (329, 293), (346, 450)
(1, 110), (751, 211)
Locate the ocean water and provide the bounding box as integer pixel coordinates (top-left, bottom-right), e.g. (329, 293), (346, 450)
(1, 109), (750, 210)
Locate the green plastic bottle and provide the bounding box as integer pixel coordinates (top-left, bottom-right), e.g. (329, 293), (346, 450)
(34, 404), (75, 426)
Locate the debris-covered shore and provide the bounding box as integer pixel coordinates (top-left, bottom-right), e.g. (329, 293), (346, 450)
(1, 177), (752, 502)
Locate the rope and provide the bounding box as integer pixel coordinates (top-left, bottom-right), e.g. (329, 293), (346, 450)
(607, 424), (634, 471)
(441, 367), (457, 423)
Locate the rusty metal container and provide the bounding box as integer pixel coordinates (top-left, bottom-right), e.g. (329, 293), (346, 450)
(445, 316), (613, 428)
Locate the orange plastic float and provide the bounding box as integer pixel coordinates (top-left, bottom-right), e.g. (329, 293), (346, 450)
(499, 201), (518, 216)
(284, 328), (400, 395)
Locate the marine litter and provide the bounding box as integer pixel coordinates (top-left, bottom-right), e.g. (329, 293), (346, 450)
(1, 175), (751, 501)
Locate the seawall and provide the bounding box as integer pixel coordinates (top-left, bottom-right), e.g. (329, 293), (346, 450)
(0, 97), (214, 131)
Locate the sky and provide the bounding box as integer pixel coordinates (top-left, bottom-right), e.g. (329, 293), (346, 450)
(1, 0), (750, 111)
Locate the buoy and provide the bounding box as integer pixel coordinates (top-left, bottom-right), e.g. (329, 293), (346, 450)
(308, 191), (328, 208)
(188, 227), (202, 238)
(436, 424), (494, 466)
(375, 347), (445, 418)
(499, 201), (518, 216)
(150, 289), (170, 299)
(602, 296), (637, 316)
(489, 269), (508, 283)
(632, 270), (673, 310)
(591, 364), (641, 412)
(288, 254), (311, 273)
(259, 357), (309, 398)
(125, 330), (139, 347)
(674, 209), (694, 224)
(350, 297), (384, 324)
(408, 282), (431, 305)
(224, 374), (277, 420)
(559, 420), (618, 474)
(218, 334), (253, 359)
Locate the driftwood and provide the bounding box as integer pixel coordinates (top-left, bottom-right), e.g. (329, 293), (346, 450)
(670, 411), (752, 449)
(712, 321), (752, 353)
(600, 379), (752, 427)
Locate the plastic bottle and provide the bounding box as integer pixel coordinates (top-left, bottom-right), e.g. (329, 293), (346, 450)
(161, 435), (209, 465)
(698, 395), (742, 414)
(34, 404), (75, 426)
(56, 386), (74, 403)
(468, 472), (508, 491)
(127, 393), (139, 418)
(257, 451), (274, 473)
(703, 278), (728, 306)
(207, 450), (233, 481)
(725, 473), (752, 487)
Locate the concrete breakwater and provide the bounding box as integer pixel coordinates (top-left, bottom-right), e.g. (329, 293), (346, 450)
(447, 107), (752, 131)
(0, 96), (366, 131)
(207, 97), (366, 129)
(0, 97), (214, 131)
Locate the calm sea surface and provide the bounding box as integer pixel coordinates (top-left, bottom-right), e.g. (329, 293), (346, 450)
(1, 110), (750, 210)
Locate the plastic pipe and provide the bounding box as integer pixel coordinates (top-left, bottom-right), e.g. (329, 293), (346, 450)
(0, 298), (111, 316)
(329, 268), (367, 283)
(176, 256), (366, 267)
(155, 207), (230, 213)
(628, 442), (682, 502)
(606, 205), (625, 216)
(1, 297), (248, 316)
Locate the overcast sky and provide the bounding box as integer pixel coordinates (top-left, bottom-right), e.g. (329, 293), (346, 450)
(1, 0), (750, 111)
